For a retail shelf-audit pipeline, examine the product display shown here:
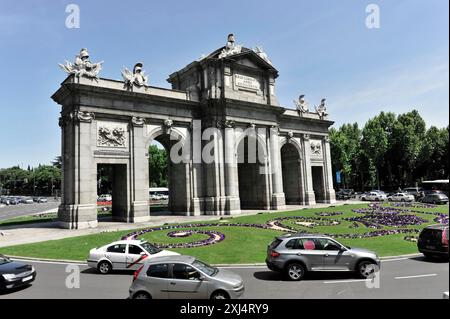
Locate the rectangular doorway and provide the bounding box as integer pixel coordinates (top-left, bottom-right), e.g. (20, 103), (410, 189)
(97, 164), (128, 222)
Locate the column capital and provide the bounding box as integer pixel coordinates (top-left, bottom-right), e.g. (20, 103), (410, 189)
(270, 124), (280, 134)
(72, 110), (94, 123)
(131, 116), (145, 127)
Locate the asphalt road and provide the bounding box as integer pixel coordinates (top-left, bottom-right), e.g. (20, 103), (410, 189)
(0, 198), (60, 222)
(0, 256), (448, 299)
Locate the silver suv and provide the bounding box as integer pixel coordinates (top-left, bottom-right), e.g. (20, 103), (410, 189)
(266, 233), (380, 281)
(129, 255), (245, 299)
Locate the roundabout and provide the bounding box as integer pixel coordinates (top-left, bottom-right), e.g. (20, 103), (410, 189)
(121, 203), (449, 249)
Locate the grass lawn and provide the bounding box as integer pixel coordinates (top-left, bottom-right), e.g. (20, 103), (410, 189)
(1, 203), (448, 264)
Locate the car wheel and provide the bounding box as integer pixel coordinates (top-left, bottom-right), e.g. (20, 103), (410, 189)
(357, 260), (377, 279)
(133, 291), (151, 299)
(97, 260), (112, 274)
(286, 263), (306, 281)
(211, 290), (230, 300)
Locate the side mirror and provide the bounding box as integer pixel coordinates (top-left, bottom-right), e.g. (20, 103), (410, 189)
(198, 275), (206, 281)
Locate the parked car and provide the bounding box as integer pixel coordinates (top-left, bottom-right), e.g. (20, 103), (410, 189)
(8, 197), (21, 205)
(0, 196), (10, 205)
(402, 187), (423, 199)
(21, 197), (34, 204)
(361, 191), (387, 202)
(387, 192), (415, 202)
(0, 255), (36, 291)
(417, 225), (449, 259)
(87, 240), (179, 274)
(336, 189), (354, 200)
(97, 194), (112, 202)
(419, 193), (449, 205)
(266, 233), (380, 281)
(129, 255), (245, 299)
(36, 197), (48, 203)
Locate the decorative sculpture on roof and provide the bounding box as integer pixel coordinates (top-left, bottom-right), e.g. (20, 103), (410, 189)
(59, 48), (103, 79)
(315, 98), (328, 119)
(254, 46), (273, 65)
(294, 94), (309, 115)
(218, 34), (242, 59)
(122, 62), (148, 89)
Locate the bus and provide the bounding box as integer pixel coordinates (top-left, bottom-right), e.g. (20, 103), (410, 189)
(149, 187), (169, 201)
(420, 180), (449, 196)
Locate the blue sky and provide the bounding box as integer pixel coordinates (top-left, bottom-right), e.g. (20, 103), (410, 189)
(0, 0), (448, 168)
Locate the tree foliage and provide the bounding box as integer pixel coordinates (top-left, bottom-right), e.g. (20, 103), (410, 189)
(149, 145), (168, 187)
(331, 110), (448, 191)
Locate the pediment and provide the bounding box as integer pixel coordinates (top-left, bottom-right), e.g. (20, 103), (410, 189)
(207, 47), (278, 74)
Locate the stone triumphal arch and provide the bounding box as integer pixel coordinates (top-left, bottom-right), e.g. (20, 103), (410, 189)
(52, 35), (335, 229)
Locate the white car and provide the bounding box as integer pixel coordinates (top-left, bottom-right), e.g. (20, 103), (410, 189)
(387, 192), (415, 202)
(361, 192), (387, 201)
(97, 194), (112, 202)
(87, 240), (179, 274)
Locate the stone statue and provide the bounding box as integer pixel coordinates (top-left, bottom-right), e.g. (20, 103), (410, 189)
(254, 46), (273, 65)
(122, 62), (148, 88)
(59, 48), (103, 79)
(98, 126), (126, 147)
(218, 33), (242, 59)
(294, 95), (309, 115)
(315, 98), (328, 119)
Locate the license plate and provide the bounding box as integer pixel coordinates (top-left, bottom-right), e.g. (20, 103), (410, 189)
(22, 276), (33, 282)
(426, 246), (436, 250)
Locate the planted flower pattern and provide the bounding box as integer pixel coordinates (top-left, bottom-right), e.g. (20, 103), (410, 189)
(121, 205), (448, 248)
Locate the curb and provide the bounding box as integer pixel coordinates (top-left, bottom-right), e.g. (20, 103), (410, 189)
(8, 253), (423, 267)
(380, 253), (421, 260)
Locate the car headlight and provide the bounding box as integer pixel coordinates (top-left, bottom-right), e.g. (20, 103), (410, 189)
(2, 274), (16, 280)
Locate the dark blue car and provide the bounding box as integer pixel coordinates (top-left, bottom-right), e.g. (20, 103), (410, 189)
(0, 255), (36, 291)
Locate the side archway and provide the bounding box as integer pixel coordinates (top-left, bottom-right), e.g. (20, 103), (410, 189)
(280, 138), (305, 205)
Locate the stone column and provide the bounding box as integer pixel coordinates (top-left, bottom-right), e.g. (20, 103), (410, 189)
(224, 121), (241, 215)
(130, 117), (150, 222)
(58, 110), (98, 229)
(269, 125), (286, 209)
(302, 134), (316, 205)
(323, 135), (336, 203)
(190, 120), (204, 215)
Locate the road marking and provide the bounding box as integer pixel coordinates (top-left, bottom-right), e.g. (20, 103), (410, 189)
(323, 279), (371, 284)
(395, 274), (437, 280)
(12, 259), (86, 267)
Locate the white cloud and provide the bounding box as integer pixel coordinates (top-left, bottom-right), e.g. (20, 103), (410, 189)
(329, 53), (449, 128)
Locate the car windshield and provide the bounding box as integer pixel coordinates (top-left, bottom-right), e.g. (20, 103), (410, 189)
(0, 255), (11, 265)
(140, 242), (162, 255)
(192, 259), (218, 277)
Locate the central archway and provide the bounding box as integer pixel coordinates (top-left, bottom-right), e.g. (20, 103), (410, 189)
(146, 128), (190, 216)
(237, 135), (270, 210)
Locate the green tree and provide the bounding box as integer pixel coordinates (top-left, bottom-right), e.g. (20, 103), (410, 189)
(330, 123), (361, 189)
(148, 145), (168, 187)
(361, 115), (389, 189)
(392, 110), (426, 186)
